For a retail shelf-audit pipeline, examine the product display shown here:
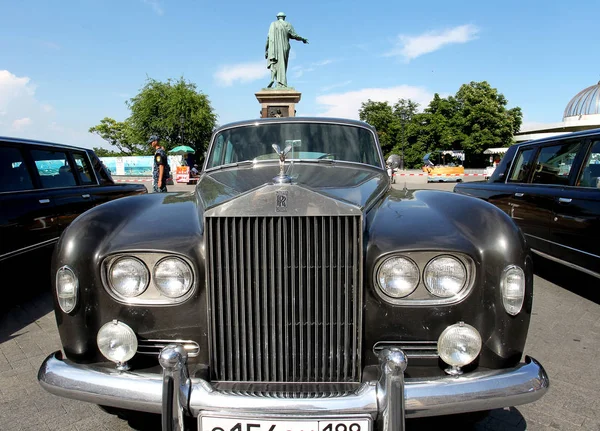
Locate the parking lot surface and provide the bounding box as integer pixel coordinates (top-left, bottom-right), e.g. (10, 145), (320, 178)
(1, 179), (598, 430)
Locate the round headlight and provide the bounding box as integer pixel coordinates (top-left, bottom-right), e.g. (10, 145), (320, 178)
(376, 256), (419, 298)
(97, 320), (138, 364)
(153, 257), (193, 298)
(56, 266), (78, 313)
(438, 322), (482, 367)
(501, 265), (525, 315)
(424, 256), (467, 297)
(109, 257), (149, 298)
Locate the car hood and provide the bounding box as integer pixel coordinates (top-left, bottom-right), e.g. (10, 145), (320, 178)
(196, 162), (389, 211)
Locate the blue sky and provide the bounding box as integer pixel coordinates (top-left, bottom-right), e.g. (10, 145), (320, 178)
(1, 0), (599, 149)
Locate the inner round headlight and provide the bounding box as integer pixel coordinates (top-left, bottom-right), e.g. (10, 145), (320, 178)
(424, 256), (467, 297)
(438, 322), (482, 367)
(97, 320), (138, 364)
(56, 266), (78, 313)
(501, 265), (525, 315)
(153, 257), (193, 298)
(376, 256), (420, 298)
(109, 257), (149, 298)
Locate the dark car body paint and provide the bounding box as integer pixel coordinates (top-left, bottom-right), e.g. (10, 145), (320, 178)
(53, 160), (532, 375)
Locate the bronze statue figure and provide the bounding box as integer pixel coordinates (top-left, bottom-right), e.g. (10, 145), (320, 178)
(265, 12), (308, 89)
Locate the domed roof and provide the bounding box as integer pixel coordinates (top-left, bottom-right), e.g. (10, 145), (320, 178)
(563, 81), (600, 119)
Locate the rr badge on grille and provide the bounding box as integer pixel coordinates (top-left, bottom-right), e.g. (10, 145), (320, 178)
(276, 191), (288, 212)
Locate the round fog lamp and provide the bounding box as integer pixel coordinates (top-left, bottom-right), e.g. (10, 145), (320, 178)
(97, 320), (138, 366)
(438, 322), (481, 368)
(56, 266), (78, 313)
(153, 257), (193, 298)
(376, 256), (420, 298)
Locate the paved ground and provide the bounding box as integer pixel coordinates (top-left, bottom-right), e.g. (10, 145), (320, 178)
(1, 179), (599, 430)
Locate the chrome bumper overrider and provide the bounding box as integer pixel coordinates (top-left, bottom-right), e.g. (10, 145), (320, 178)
(38, 346), (548, 431)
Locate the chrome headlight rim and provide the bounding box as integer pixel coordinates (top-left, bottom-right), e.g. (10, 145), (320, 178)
(107, 256), (150, 299)
(153, 256), (194, 299)
(423, 254), (468, 298)
(56, 265), (79, 314)
(500, 264), (526, 316)
(374, 255), (420, 299)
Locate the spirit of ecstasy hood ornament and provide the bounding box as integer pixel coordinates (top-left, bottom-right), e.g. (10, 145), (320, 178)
(272, 143), (292, 184)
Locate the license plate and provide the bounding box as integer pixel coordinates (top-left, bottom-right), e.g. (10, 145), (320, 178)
(200, 415), (370, 431)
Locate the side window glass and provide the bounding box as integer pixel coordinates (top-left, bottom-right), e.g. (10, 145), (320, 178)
(531, 141), (582, 185)
(30, 149), (77, 189)
(207, 135), (225, 169)
(508, 148), (536, 183)
(578, 140), (600, 188)
(0, 146), (34, 192)
(72, 152), (95, 185)
(89, 152), (113, 185)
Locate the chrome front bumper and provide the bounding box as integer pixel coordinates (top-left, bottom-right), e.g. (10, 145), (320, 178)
(38, 347), (548, 431)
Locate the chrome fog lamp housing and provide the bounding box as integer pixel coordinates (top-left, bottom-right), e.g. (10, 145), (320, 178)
(424, 255), (467, 297)
(153, 257), (193, 298)
(438, 322), (482, 375)
(56, 266), (78, 313)
(501, 265), (526, 315)
(97, 320), (138, 370)
(108, 257), (149, 298)
(376, 256), (420, 298)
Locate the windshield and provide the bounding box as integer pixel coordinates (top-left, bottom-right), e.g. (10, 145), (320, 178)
(205, 122), (382, 169)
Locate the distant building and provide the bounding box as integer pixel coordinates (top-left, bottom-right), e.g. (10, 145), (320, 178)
(514, 80), (600, 142)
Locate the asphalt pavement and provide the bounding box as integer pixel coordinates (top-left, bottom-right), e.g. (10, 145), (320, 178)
(1, 179), (598, 430)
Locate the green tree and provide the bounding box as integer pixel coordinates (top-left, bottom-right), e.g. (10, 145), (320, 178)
(92, 146), (123, 157)
(127, 77), (217, 154)
(89, 77), (217, 156)
(358, 100), (395, 155)
(89, 117), (143, 155)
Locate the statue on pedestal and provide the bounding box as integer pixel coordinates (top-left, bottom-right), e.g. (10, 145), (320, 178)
(265, 12), (308, 89)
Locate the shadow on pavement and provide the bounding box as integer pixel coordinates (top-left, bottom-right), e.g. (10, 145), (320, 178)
(0, 286), (54, 344)
(533, 254), (600, 304)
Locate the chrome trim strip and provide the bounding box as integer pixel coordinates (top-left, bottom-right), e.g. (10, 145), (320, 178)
(526, 234), (600, 259)
(0, 237), (59, 261)
(39, 352), (548, 419)
(530, 248), (600, 279)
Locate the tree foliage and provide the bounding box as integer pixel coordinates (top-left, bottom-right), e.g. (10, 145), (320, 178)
(89, 77), (217, 156)
(358, 81), (522, 168)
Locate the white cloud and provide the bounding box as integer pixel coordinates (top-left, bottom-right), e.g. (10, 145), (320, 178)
(41, 41), (61, 50)
(142, 0), (164, 16)
(386, 24), (480, 62)
(319, 80), (352, 93)
(12, 117), (32, 130)
(315, 85), (436, 119)
(214, 61), (269, 87)
(0, 70), (104, 149)
(292, 59), (335, 78)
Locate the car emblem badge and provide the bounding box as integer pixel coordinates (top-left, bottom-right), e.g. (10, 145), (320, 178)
(276, 190), (288, 212)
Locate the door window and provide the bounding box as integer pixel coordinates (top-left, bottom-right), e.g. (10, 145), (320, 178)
(30, 149), (77, 188)
(72, 152), (95, 185)
(578, 140), (600, 188)
(508, 147), (537, 183)
(0, 146), (34, 192)
(531, 141), (582, 185)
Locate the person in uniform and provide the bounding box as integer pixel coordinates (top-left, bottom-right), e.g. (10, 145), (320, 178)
(148, 135), (168, 192)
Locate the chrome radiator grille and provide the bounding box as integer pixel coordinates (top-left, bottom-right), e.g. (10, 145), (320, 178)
(206, 215), (362, 383)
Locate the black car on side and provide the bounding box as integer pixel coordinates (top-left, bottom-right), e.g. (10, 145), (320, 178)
(38, 118), (548, 431)
(0, 136), (147, 303)
(455, 128), (600, 279)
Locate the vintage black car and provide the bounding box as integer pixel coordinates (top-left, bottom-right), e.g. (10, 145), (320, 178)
(0, 136), (147, 305)
(38, 118), (548, 431)
(455, 128), (600, 279)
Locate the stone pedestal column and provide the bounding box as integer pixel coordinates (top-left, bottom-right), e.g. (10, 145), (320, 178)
(255, 89), (302, 118)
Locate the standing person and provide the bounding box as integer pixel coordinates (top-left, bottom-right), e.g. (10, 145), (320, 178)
(148, 135), (168, 193)
(265, 12), (308, 89)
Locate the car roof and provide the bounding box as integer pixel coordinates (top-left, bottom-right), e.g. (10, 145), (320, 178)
(0, 135), (91, 152)
(515, 127), (600, 149)
(213, 117), (376, 133)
